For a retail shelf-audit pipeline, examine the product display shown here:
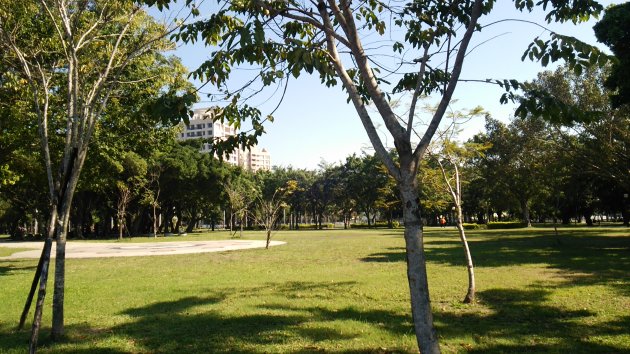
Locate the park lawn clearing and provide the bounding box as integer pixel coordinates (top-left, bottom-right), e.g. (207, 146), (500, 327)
(0, 227), (628, 353)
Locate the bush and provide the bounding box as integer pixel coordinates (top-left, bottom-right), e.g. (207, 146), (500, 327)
(487, 221), (527, 229)
(285, 223), (333, 230)
(462, 223), (486, 230)
(350, 221), (400, 229)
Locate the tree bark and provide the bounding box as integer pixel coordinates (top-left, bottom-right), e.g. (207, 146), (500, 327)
(29, 238), (53, 354)
(19, 238), (53, 330)
(456, 220), (475, 303)
(51, 201), (71, 340)
(51, 147), (85, 340)
(399, 179), (440, 354)
(521, 199), (531, 227)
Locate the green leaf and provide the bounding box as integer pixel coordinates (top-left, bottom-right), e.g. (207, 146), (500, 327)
(541, 54), (549, 66)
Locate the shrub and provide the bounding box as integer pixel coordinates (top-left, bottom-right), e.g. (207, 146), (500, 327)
(294, 223), (334, 230)
(462, 223), (486, 230)
(487, 221), (527, 229)
(350, 221), (400, 229)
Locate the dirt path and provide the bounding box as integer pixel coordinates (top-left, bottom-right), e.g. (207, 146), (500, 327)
(0, 239), (285, 259)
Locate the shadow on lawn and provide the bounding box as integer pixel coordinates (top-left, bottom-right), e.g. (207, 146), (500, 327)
(102, 280), (415, 353)
(362, 230), (630, 297)
(0, 263), (37, 277)
(436, 287), (630, 354)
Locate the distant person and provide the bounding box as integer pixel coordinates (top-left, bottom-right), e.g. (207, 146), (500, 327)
(440, 216), (446, 228)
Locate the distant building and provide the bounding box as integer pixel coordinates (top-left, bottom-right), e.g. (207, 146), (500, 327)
(240, 146), (271, 172)
(177, 107), (270, 171)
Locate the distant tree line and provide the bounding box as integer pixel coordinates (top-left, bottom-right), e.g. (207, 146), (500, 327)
(2, 62), (628, 239)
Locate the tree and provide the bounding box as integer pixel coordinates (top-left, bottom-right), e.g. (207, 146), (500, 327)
(530, 65), (630, 225)
(431, 139), (488, 303)
(254, 179), (297, 248)
(594, 3), (630, 108)
(0, 0), (195, 346)
(175, 0), (605, 351)
(225, 169), (258, 237)
(343, 154), (389, 227)
(115, 152), (148, 240)
(473, 115), (557, 226)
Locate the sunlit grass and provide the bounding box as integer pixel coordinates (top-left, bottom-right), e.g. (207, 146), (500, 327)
(0, 247), (34, 257)
(1, 227), (628, 353)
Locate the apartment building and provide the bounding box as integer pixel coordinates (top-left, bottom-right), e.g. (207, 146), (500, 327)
(178, 107), (271, 171)
(240, 146), (271, 172)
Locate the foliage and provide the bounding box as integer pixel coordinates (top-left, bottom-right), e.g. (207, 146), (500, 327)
(594, 2), (630, 108)
(486, 221), (528, 229)
(462, 223), (486, 230)
(350, 221), (400, 229)
(470, 115), (557, 226)
(528, 64), (630, 225)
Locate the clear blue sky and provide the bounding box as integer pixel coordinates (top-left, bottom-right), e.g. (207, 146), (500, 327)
(154, 1), (621, 170)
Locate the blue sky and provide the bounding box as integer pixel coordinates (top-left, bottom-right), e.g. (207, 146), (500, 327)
(156, 1), (621, 170)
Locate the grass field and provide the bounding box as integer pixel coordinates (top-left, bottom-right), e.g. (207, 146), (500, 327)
(0, 227), (629, 353)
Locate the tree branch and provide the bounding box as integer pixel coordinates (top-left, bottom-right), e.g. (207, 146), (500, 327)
(414, 0), (484, 161)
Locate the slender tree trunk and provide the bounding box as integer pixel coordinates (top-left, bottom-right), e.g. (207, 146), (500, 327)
(266, 229), (271, 249)
(152, 204), (158, 238)
(118, 215), (124, 240)
(399, 179), (440, 354)
(29, 238), (52, 354)
(439, 159), (476, 304)
(521, 199), (531, 227)
(20, 203), (57, 331)
(456, 217), (475, 303)
(52, 147), (85, 340)
(51, 200), (72, 340)
(19, 236), (50, 329)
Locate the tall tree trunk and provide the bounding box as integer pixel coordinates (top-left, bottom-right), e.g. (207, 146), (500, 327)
(52, 147), (85, 340)
(521, 199), (531, 227)
(399, 178), (440, 354)
(51, 194), (73, 340)
(152, 204), (158, 238)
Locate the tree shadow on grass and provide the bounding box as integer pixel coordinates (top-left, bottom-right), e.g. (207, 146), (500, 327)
(360, 247), (405, 263)
(0, 263), (37, 277)
(436, 287), (630, 353)
(362, 232), (630, 297)
(437, 234), (629, 297)
(105, 281), (414, 353)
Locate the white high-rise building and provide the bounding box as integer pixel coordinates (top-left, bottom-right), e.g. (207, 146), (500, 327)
(177, 107), (271, 171)
(240, 146), (271, 172)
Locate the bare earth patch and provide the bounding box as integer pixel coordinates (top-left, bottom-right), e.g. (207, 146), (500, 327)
(0, 240), (286, 259)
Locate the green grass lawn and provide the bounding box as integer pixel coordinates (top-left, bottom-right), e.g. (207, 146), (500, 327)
(0, 247), (35, 258)
(0, 227), (628, 353)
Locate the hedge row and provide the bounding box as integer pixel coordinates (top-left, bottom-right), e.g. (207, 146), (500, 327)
(350, 221), (401, 229)
(486, 221), (527, 229)
(240, 223), (334, 230)
(461, 223), (486, 230)
(460, 222), (527, 230)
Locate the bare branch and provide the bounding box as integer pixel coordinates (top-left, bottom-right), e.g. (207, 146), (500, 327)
(317, 0), (399, 179)
(406, 45), (430, 141)
(414, 0), (484, 161)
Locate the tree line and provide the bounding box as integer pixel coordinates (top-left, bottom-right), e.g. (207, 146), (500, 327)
(3, 64), (628, 240)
